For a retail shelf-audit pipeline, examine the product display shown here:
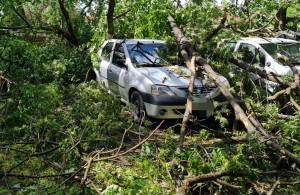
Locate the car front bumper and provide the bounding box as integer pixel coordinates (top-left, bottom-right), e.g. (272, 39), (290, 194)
(140, 92), (214, 119)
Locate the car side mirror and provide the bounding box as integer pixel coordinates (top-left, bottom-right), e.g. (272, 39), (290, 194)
(116, 58), (127, 68)
(259, 57), (265, 67)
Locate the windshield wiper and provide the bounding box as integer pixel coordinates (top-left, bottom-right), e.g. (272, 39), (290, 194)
(131, 41), (161, 65)
(131, 49), (154, 63)
(138, 63), (162, 67)
(131, 41), (144, 50)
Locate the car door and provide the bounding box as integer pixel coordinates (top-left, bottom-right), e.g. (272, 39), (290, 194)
(107, 42), (127, 95)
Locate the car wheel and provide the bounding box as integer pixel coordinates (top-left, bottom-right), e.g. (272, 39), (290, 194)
(130, 91), (146, 122)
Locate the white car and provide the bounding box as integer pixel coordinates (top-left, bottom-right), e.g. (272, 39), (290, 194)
(94, 39), (228, 119)
(225, 37), (300, 90)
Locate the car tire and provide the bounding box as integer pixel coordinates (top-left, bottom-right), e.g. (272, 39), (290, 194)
(130, 91), (146, 122)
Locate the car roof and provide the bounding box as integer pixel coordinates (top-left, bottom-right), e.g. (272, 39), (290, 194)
(239, 37), (299, 44)
(109, 39), (165, 44)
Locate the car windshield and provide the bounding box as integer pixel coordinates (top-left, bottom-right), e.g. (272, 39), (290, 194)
(126, 42), (177, 67)
(260, 42), (300, 65)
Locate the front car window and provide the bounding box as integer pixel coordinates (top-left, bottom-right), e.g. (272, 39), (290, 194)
(112, 43), (126, 66)
(260, 43), (300, 65)
(239, 43), (258, 64)
(101, 42), (114, 61)
(226, 42), (237, 52)
(126, 42), (178, 67)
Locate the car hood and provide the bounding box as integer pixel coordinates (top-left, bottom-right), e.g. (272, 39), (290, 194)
(136, 65), (207, 87)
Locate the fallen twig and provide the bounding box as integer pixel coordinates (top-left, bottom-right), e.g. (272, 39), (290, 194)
(92, 120), (163, 162)
(215, 179), (242, 189)
(267, 180), (280, 195)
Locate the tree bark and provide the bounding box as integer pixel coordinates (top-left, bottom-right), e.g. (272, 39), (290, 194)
(107, 0), (116, 39)
(198, 58), (257, 133)
(168, 16), (196, 149)
(186, 171), (294, 187)
(229, 58), (285, 85)
(205, 16), (227, 42)
(58, 0), (79, 45)
(276, 7), (287, 31)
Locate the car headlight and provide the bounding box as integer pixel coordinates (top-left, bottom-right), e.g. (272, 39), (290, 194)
(151, 85), (175, 96)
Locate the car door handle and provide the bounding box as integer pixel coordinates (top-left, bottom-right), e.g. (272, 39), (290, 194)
(108, 69), (112, 73)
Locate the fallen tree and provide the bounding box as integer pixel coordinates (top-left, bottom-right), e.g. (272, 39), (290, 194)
(168, 15), (300, 172)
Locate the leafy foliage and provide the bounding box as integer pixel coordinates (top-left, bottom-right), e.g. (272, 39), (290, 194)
(1, 0), (300, 194)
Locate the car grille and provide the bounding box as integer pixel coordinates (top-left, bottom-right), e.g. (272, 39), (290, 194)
(173, 109), (207, 117)
(176, 86), (216, 97)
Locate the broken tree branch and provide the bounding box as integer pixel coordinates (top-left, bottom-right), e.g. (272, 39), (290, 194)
(168, 15), (300, 166)
(0, 172), (76, 179)
(58, 0), (79, 45)
(267, 180), (280, 195)
(107, 0), (116, 39)
(229, 58), (285, 85)
(12, 7), (31, 28)
(168, 16), (196, 150)
(205, 16), (227, 42)
(185, 171), (296, 187)
(113, 9), (131, 20)
(267, 59), (300, 110)
(178, 56), (196, 149)
(91, 120), (163, 162)
(198, 58), (256, 133)
(215, 179), (242, 189)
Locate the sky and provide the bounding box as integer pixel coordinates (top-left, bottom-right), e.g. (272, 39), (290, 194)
(181, 0), (245, 6)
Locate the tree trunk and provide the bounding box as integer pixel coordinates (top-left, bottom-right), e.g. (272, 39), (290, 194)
(276, 7), (287, 31)
(107, 0), (116, 39)
(58, 0), (79, 46)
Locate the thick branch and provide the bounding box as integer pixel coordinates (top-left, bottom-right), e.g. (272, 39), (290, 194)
(113, 9), (131, 20)
(107, 0), (116, 39)
(0, 26), (28, 30)
(58, 0), (78, 45)
(230, 58), (285, 84)
(267, 88), (289, 101)
(168, 16), (195, 67)
(267, 60), (300, 109)
(186, 171), (296, 187)
(205, 16), (227, 42)
(29, 146), (60, 157)
(178, 56), (196, 148)
(267, 180), (280, 195)
(168, 16), (196, 150)
(215, 179), (242, 189)
(0, 172), (76, 179)
(12, 7), (31, 28)
(247, 110), (300, 166)
(276, 7), (287, 31)
(290, 95), (300, 111)
(199, 58), (256, 133)
(186, 171), (230, 186)
(41, 26), (77, 45)
(168, 15), (300, 166)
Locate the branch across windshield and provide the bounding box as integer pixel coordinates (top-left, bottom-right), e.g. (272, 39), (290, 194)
(126, 43), (178, 67)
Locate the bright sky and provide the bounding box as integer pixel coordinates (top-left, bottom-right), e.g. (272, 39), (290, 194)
(181, 0), (245, 6)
